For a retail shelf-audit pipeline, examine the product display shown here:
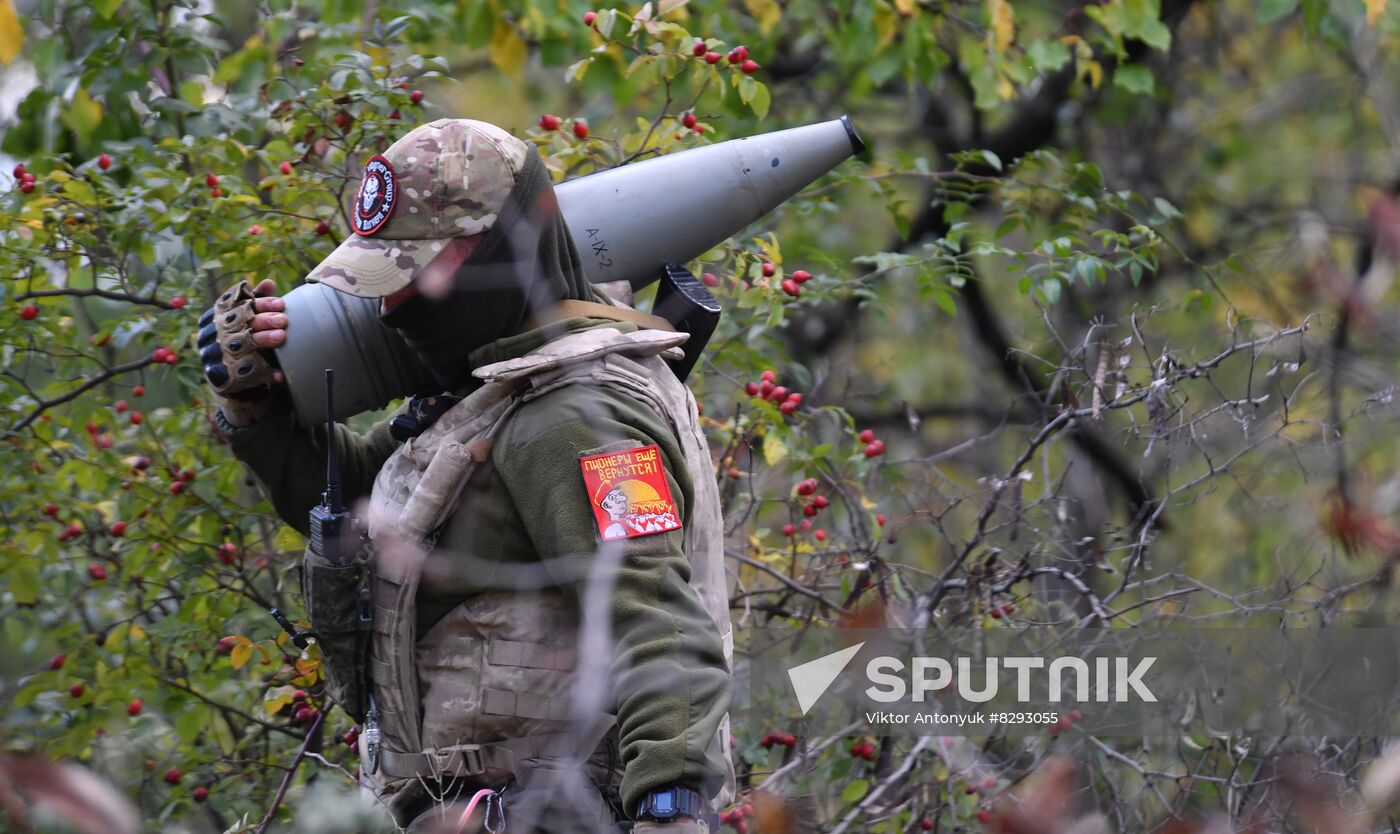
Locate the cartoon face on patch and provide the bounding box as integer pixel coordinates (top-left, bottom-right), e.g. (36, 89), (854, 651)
(353, 155), (398, 236)
(600, 486), (630, 540)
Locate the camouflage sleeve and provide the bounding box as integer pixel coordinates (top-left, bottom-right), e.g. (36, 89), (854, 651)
(216, 392), (403, 537)
(493, 385), (731, 814)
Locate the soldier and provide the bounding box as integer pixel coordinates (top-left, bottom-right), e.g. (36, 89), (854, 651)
(198, 119), (732, 833)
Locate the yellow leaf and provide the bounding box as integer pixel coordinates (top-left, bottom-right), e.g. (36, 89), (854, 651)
(1084, 58), (1103, 90)
(873, 2), (897, 49)
(274, 525), (305, 551)
(61, 88), (103, 142)
(1366, 0), (1386, 24)
(230, 643), (253, 670)
(743, 0), (782, 35)
(987, 0), (1014, 53)
(264, 685), (295, 715)
(489, 19), (527, 81)
(0, 0), (22, 67)
(894, 0), (918, 14)
(762, 432), (788, 466)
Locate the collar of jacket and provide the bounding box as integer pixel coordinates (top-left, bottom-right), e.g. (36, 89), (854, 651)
(460, 316), (637, 392)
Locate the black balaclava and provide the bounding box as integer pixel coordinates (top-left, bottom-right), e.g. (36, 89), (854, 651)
(379, 151), (592, 390)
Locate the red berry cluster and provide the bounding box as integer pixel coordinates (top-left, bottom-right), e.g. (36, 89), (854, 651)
(988, 601), (1016, 620)
(744, 369), (803, 415)
(151, 345), (179, 365)
(82, 418), (115, 449)
(342, 726), (360, 749)
(166, 466), (195, 495)
(536, 113), (590, 140)
(216, 542), (240, 566)
(12, 163), (37, 194)
(215, 636), (239, 656)
(719, 802), (754, 832)
(778, 268), (813, 298)
(290, 688), (320, 726)
(850, 739), (876, 760)
(204, 172), (222, 199)
(783, 477), (833, 542)
(760, 729), (797, 748)
(857, 427), (885, 458)
(688, 37), (759, 74)
(1048, 709), (1085, 736)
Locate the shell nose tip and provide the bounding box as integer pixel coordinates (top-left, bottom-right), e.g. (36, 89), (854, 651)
(840, 115), (866, 156)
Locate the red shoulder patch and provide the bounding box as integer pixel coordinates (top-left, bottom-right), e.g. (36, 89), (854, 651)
(579, 444), (682, 541)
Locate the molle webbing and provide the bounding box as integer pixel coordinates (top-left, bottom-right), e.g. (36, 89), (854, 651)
(360, 327), (732, 809)
(376, 723), (612, 782)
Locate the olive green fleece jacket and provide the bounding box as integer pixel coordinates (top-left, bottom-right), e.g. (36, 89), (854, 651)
(218, 318), (730, 814)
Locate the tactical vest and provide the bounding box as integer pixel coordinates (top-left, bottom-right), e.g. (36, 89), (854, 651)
(347, 327), (735, 814)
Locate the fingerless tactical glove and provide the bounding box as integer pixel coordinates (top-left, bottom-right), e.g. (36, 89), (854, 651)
(197, 281), (278, 425)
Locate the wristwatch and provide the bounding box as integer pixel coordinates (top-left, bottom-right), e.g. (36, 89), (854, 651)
(634, 784), (707, 822)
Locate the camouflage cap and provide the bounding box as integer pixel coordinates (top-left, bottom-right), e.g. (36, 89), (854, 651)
(307, 118), (533, 298)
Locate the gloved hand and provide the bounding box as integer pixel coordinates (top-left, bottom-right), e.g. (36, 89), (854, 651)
(632, 821), (709, 834)
(196, 279), (288, 426)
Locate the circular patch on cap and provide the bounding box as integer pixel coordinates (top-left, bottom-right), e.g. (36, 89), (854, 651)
(353, 155), (398, 236)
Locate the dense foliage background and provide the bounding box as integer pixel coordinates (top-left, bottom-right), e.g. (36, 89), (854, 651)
(5, 0), (1400, 832)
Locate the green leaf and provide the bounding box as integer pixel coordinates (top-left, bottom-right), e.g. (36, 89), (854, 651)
(91, 0), (122, 20)
(1257, 0), (1300, 23)
(1026, 38), (1071, 72)
(1113, 65), (1155, 95)
(842, 779), (870, 803)
(565, 58), (593, 83)
(749, 81), (771, 119)
(176, 705), (208, 743)
(738, 73), (756, 105)
(179, 79), (204, 108)
(8, 560), (38, 604)
(933, 287), (957, 315)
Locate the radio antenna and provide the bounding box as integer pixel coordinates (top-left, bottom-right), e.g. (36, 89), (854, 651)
(323, 369), (343, 514)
